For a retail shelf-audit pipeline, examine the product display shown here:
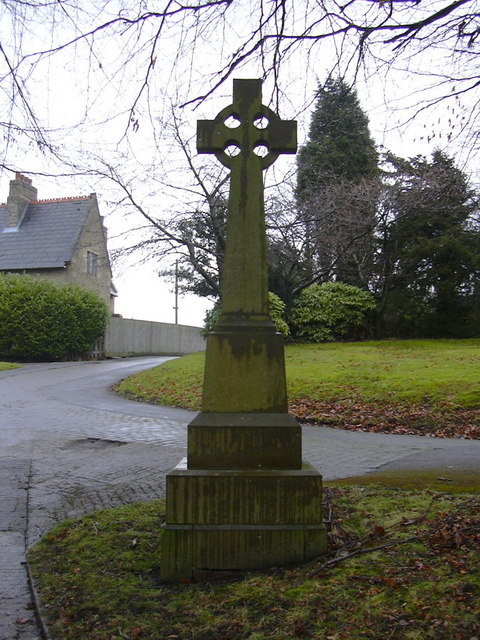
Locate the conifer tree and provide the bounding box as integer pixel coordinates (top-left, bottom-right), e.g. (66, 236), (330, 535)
(296, 78), (380, 288)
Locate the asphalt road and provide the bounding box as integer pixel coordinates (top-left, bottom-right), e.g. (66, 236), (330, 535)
(1, 357), (479, 639)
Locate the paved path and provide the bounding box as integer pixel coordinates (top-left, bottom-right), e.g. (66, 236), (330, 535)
(1, 357), (479, 640)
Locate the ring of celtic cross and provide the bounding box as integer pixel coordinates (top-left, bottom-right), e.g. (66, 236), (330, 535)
(208, 103), (283, 170)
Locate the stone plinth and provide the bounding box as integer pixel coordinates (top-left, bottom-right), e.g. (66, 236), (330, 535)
(201, 324), (289, 414)
(161, 459), (327, 581)
(187, 412), (301, 470)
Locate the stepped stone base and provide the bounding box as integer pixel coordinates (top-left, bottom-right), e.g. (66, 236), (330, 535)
(188, 412), (302, 469)
(160, 459), (327, 581)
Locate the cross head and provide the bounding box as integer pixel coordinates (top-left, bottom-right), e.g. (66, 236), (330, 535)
(196, 79), (297, 317)
(197, 79), (296, 170)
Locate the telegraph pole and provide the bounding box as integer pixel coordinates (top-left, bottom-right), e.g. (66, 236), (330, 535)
(174, 260), (179, 325)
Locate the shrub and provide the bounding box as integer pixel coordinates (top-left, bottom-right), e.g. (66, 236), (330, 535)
(289, 282), (375, 342)
(0, 274), (109, 360)
(267, 291), (290, 336)
(202, 303), (222, 336)
(202, 292), (290, 336)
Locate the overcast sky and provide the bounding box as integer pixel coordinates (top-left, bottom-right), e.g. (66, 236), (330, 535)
(1, 1), (477, 327)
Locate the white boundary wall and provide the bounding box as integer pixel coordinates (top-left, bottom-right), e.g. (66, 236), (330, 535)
(105, 316), (205, 356)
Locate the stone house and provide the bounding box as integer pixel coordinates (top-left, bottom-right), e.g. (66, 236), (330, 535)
(0, 173), (116, 312)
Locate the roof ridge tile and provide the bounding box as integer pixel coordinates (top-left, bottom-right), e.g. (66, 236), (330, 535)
(1, 195), (91, 206)
(32, 196), (91, 203)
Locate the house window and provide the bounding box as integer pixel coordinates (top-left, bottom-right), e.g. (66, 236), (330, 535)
(87, 251), (98, 276)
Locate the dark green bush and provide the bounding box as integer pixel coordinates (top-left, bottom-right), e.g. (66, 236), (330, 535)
(0, 274), (109, 360)
(289, 282), (375, 342)
(202, 292), (290, 336)
(202, 303), (221, 336)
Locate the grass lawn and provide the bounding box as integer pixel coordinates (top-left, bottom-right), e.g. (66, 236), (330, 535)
(0, 361), (20, 371)
(28, 485), (480, 640)
(114, 339), (480, 438)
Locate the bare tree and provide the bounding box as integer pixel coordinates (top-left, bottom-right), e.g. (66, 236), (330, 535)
(267, 174), (383, 309)
(95, 116), (229, 299)
(92, 114), (382, 309)
(1, 0), (478, 170)
(2, 0), (477, 313)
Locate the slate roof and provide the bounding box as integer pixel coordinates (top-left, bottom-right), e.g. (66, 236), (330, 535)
(0, 197), (92, 270)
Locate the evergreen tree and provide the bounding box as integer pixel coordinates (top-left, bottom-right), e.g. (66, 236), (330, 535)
(377, 150), (480, 337)
(296, 77), (380, 288)
(297, 77), (379, 193)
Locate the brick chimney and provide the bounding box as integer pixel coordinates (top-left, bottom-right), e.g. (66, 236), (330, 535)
(4, 173), (37, 229)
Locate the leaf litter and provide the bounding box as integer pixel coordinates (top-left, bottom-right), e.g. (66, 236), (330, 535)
(289, 397), (480, 439)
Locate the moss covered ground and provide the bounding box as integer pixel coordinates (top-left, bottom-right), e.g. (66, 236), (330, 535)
(28, 485), (480, 640)
(28, 340), (480, 638)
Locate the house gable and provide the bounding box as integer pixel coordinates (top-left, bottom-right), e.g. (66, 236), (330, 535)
(67, 196), (113, 304)
(0, 174), (115, 309)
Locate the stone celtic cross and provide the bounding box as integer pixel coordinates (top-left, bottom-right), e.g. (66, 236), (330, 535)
(197, 79), (296, 319)
(161, 79), (326, 581)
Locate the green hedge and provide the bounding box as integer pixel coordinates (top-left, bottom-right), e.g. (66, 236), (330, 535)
(0, 274), (109, 360)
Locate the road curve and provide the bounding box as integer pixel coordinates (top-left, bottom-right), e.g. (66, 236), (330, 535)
(1, 357), (479, 639)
